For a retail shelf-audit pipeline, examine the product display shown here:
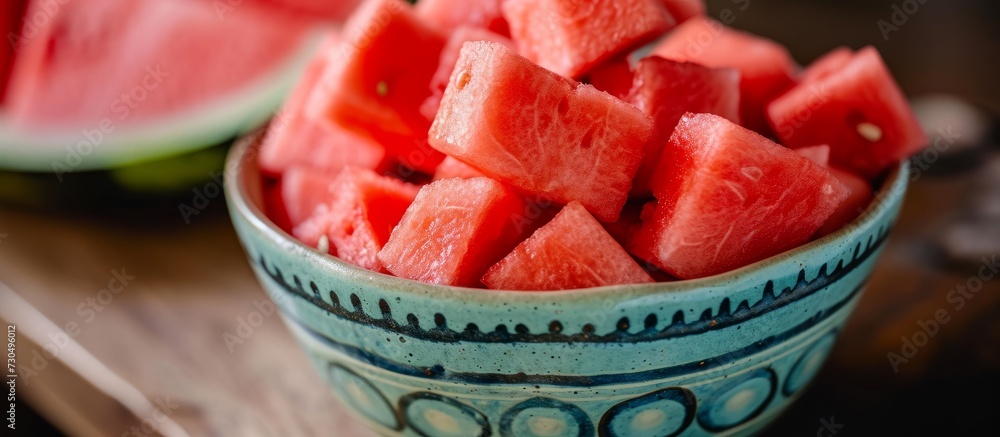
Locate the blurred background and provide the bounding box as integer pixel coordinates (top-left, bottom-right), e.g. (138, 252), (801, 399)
(0, 0), (997, 435)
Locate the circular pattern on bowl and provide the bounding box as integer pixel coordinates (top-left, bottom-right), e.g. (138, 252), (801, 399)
(499, 397), (594, 437)
(696, 368), (778, 431)
(399, 392), (491, 437)
(327, 363), (400, 430)
(598, 387), (696, 437)
(783, 331), (838, 395)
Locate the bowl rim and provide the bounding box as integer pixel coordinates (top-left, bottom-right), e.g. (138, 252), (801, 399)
(225, 130), (908, 303)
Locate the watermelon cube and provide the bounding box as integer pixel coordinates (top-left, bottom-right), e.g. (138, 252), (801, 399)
(416, 0), (509, 36)
(378, 177), (530, 287)
(651, 17), (798, 134)
(483, 202), (653, 291)
(817, 167), (873, 237)
(794, 145), (831, 168)
(262, 177), (293, 233)
(502, 0), (675, 78)
(0, 1), (26, 104)
(630, 113), (850, 279)
(585, 56), (634, 99)
(259, 34), (385, 176)
(661, 0), (705, 24)
(307, 0), (446, 173)
(428, 42), (653, 222)
(420, 26), (515, 121)
(627, 56), (741, 196)
(295, 167), (420, 271)
(433, 156), (485, 181)
(767, 46), (928, 178)
(281, 166), (338, 227)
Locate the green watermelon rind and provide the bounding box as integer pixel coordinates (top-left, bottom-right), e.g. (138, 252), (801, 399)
(0, 27), (330, 173)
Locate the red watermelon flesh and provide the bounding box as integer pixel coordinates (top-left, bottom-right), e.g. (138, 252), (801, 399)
(651, 16), (798, 134)
(420, 26), (515, 121)
(502, 0), (675, 78)
(307, 0), (446, 173)
(800, 46), (853, 85)
(378, 177), (529, 287)
(0, 1), (26, 104)
(295, 167), (419, 270)
(281, 166), (338, 227)
(6, 0), (310, 129)
(433, 156), (485, 181)
(794, 145), (831, 168)
(262, 176), (293, 233)
(416, 0), (509, 36)
(817, 167), (873, 237)
(483, 202), (653, 291)
(428, 41), (653, 223)
(233, 0), (363, 21)
(586, 56), (634, 99)
(661, 0), (705, 24)
(627, 56), (741, 196)
(259, 34), (385, 176)
(630, 113), (850, 279)
(767, 46), (927, 178)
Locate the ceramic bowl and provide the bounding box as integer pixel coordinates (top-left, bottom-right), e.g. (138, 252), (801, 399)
(226, 132), (908, 437)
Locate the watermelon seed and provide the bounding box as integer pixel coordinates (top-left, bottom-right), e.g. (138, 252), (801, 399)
(456, 70), (471, 91)
(857, 122), (883, 142)
(376, 81), (389, 97)
(317, 235), (330, 254)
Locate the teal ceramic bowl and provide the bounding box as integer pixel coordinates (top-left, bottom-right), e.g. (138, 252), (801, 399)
(226, 132), (908, 437)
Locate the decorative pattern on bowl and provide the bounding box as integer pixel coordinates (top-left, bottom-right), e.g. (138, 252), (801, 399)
(225, 134), (908, 437)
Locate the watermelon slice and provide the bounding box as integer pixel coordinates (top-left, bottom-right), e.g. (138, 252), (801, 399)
(794, 145), (831, 168)
(307, 0), (446, 174)
(259, 34), (385, 176)
(378, 177), (529, 287)
(416, 0), (509, 36)
(817, 168), (873, 237)
(483, 202), (653, 291)
(420, 26), (515, 121)
(661, 0), (705, 24)
(6, 0), (311, 128)
(428, 41), (653, 222)
(233, 0), (363, 21)
(0, 1), (25, 104)
(651, 16), (798, 134)
(767, 46), (928, 178)
(281, 166), (338, 227)
(295, 167), (420, 271)
(586, 56), (634, 99)
(626, 56), (741, 196)
(502, 0), (675, 78)
(630, 113), (850, 279)
(433, 156), (485, 181)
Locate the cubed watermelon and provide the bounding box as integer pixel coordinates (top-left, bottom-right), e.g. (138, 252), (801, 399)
(586, 56), (634, 99)
(817, 167), (873, 237)
(420, 26), (515, 121)
(259, 34), (385, 176)
(651, 16), (798, 134)
(433, 156), (485, 181)
(502, 0), (675, 78)
(661, 0), (705, 24)
(627, 56), (741, 196)
(483, 202), (653, 291)
(378, 177), (530, 287)
(281, 166), (338, 227)
(429, 42), (653, 222)
(416, 0), (509, 36)
(307, 0), (446, 173)
(767, 46), (928, 178)
(295, 167), (419, 271)
(630, 113), (850, 279)
(794, 145), (831, 168)
(0, 1), (26, 104)
(262, 177), (293, 233)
